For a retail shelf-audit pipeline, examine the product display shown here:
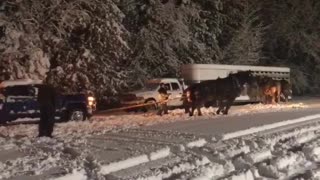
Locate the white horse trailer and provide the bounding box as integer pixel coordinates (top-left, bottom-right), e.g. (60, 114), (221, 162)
(181, 64), (291, 101)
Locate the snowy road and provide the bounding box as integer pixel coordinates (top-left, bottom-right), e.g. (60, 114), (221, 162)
(147, 107), (320, 136)
(1, 98), (320, 180)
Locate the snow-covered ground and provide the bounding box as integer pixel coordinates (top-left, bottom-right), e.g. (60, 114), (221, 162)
(1, 101), (320, 180)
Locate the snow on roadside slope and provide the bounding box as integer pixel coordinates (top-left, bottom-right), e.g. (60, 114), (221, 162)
(134, 120), (320, 180)
(52, 169), (87, 180)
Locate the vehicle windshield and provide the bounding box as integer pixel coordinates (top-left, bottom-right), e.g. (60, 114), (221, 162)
(143, 83), (159, 90)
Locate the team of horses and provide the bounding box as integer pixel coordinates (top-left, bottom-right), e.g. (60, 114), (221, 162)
(182, 71), (292, 116)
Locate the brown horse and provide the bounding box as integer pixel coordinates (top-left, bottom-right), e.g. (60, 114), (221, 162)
(264, 83), (281, 104)
(254, 76), (289, 104)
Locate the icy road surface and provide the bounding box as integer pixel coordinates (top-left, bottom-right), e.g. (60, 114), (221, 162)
(1, 98), (320, 180)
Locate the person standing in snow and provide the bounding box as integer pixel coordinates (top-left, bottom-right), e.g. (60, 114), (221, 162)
(37, 84), (57, 137)
(157, 83), (170, 116)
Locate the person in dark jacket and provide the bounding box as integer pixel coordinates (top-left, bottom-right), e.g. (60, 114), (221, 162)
(157, 83), (170, 116)
(37, 84), (56, 137)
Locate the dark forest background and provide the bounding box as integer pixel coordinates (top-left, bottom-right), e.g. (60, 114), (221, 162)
(1, 0), (320, 96)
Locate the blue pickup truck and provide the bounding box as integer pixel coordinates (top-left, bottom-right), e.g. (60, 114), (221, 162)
(0, 80), (96, 123)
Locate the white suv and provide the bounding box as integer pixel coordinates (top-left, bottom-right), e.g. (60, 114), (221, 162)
(121, 78), (185, 109)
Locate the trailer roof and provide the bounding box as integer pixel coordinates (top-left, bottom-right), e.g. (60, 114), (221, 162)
(181, 64), (290, 72)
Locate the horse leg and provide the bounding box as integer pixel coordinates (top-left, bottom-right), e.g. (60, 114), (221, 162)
(275, 91), (280, 103)
(277, 84), (281, 103)
(184, 106), (189, 114)
(270, 87), (277, 104)
(266, 94), (273, 104)
(280, 92), (287, 103)
(197, 105), (202, 116)
(223, 98), (235, 115)
(271, 95), (276, 104)
(216, 100), (224, 115)
(262, 94), (268, 104)
(216, 100), (221, 114)
(262, 95), (266, 104)
(184, 101), (190, 114)
(189, 104), (195, 116)
(261, 90), (268, 104)
(212, 100), (218, 115)
(285, 95), (288, 103)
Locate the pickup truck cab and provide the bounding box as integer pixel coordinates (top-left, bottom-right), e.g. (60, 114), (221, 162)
(0, 79), (96, 123)
(121, 78), (185, 110)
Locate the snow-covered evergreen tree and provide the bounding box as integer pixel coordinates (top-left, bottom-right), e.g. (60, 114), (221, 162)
(118, 0), (223, 85)
(221, 0), (265, 65)
(2, 0), (320, 96)
(0, 0), (131, 96)
(43, 0), (131, 95)
(261, 0), (320, 94)
(0, 1), (50, 81)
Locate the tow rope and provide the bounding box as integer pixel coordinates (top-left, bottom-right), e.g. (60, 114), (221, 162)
(97, 96), (184, 113)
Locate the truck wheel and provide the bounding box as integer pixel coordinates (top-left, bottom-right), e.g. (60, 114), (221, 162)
(68, 109), (86, 121)
(142, 99), (158, 112)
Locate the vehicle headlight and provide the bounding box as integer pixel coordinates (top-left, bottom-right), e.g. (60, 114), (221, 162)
(88, 96), (96, 106)
(88, 96), (95, 101)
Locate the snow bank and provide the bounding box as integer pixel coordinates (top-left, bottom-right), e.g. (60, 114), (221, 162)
(99, 155), (149, 175)
(149, 147), (171, 161)
(244, 149), (272, 164)
(303, 146), (320, 161)
(227, 170), (254, 180)
(187, 138), (207, 148)
(221, 113), (320, 140)
(311, 169), (320, 179)
(52, 169), (87, 180)
(258, 163), (280, 179)
(294, 132), (316, 145)
(99, 146), (171, 175)
(191, 163), (225, 180)
(271, 152), (305, 171)
(138, 156), (211, 180)
(224, 145), (250, 158)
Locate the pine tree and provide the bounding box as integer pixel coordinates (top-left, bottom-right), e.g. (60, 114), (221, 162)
(261, 0), (320, 94)
(118, 0), (223, 85)
(0, 0), (131, 96)
(221, 0), (265, 65)
(0, 1), (50, 81)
